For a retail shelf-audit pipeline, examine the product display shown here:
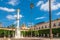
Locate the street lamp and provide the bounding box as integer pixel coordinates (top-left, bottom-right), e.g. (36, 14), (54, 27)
(49, 0), (53, 39)
(30, 2), (34, 37)
(30, 3), (34, 9)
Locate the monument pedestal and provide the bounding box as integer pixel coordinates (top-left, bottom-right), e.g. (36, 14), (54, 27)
(15, 28), (21, 38)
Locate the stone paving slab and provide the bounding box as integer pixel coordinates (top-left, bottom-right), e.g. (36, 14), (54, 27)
(0, 37), (60, 40)
(39, 38), (60, 40)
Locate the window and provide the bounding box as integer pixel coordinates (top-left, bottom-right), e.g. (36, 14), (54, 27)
(36, 27), (38, 30)
(42, 26), (43, 29)
(45, 25), (47, 28)
(53, 23), (56, 27)
(58, 22), (60, 26)
(39, 27), (40, 29)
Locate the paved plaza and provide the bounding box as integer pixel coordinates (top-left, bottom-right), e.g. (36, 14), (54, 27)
(0, 37), (60, 40)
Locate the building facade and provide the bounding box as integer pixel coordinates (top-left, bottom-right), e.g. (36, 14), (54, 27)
(0, 19), (60, 37)
(29, 19), (60, 37)
(31, 19), (60, 30)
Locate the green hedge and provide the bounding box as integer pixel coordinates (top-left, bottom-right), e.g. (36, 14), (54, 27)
(38, 28), (60, 34)
(0, 28), (60, 37)
(0, 29), (15, 37)
(22, 28), (60, 37)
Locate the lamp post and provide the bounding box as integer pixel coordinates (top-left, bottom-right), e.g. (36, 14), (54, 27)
(49, 0), (53, 39)
(30, 3), (34, 37)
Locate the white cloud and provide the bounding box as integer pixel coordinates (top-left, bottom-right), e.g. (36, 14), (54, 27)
(56, 12), (60, 15)
(0, 7), (15, 12)
(6, 14), (23, 20)
(6, 15), (15, 20)
(36, 1), (43, 6)
(8, 0), (19, 6)
(14, 15), (23, 18)
(35, 16), (45, 20)
(37, 0), (60, 11)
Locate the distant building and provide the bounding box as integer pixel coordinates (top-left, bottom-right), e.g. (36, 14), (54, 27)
(0, 19), (60, 32)
(20, 24), (30, 31)
(30, 19), (60, 30)
(0, 23), (30, 31)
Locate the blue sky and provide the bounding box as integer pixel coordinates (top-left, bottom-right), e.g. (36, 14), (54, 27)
(0, 0), (60, 27)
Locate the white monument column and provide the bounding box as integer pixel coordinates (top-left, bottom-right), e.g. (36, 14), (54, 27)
(15, 9), (21, 38)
